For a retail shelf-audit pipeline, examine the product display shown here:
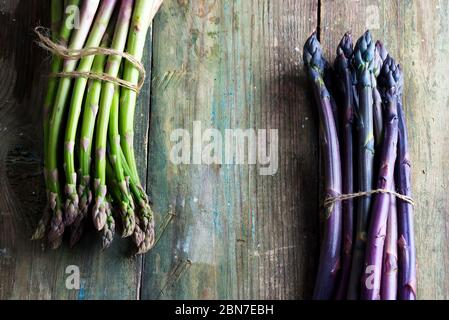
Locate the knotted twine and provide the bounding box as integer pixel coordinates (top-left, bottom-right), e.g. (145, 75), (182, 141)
(323, 188), (415, 209)
(34, 27), (146, 93)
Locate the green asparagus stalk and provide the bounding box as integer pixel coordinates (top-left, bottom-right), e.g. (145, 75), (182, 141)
(93, 0), (135, 233)
(70, 28), (115, 247)
(347, 30), (376, 299)
(46, 0), (101, 246)
(107, 83), (136, 237)
(119, 0), (163, 182)
(63, 0), (118, 227)
(43, 0), (79, 138)
(118, 0), (163, 250)
(50, 0), (63, 41)
(33, 0), (80, 241)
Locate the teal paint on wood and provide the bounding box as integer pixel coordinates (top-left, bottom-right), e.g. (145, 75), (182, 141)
(142, 0), (319, 299)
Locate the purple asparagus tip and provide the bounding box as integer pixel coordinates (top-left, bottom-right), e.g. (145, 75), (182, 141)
(334, 32), (354, 74)
(378, 55), (403, 99)
(303, 32), (326, 74)
(375, 40), (389, 63)
(354, 30), (375, 86)
(337, 32), (353, 59)
(373, 40), (387, 75)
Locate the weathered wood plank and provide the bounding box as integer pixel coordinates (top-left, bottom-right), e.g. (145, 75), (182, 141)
(321, 0), (449, 299)
(142, 0), (319, 299)
(0, 0), (154, 299)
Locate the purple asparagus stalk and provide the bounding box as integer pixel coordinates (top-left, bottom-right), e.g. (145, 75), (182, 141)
(324, 63), (340, 136)
(347, 30), (376, 299)
(381, 183), (398, 300)
(361, 55), (400, 300)
(351, 62), (359, 114)
(396, 77), (417, 300)
(303, 33), (342, 300)
(333, 32), (355, 300)
(372, 41), (387, 148)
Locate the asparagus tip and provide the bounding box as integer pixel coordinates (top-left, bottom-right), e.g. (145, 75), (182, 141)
(375, 40), (389, 62)
(64, 187), (80, 226)
(121, 205), (136, 238)
(48, 235), (63, 250)
(337, 32), (353, 59)
(101, 205), (115, 250)
(31, 211), (50, 241)
(47, 210), (65, 242)
(133, 217), (155, 255)
(303, 33), (327, 79)
(354, 30), (376, 85)
(132, 223), (145, 247)
(92, 198), (107, 231)
(77, 179), (93, 218)
(378, 55), (403, 97)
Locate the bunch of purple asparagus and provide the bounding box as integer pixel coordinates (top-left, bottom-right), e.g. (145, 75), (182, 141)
(34, 0), (163, 254)
(303, 31), (416, 300)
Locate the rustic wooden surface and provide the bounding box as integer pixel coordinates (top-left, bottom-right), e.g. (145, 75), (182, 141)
(0, 0), (447, 300)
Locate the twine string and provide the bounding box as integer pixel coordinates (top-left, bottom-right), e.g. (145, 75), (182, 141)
(34, 27), (146, 93)
(323, 189), (415, 208)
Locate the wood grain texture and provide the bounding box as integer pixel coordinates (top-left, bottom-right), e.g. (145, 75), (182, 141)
(0, 0), (153, 299)
(321, 0), (449, 299)
(142, 0), (318, 299)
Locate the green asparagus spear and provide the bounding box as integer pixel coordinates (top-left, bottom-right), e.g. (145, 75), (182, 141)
(93, 0), (135, 233)
(63, 0), (118, 227)
(46, 0), (101, 247)
(118, 0), (163, 250)
(107, 83), (136, 237)
(33, 0), (80, 241)
(119, 0), (163, 182)
(70, 27), (115, 247)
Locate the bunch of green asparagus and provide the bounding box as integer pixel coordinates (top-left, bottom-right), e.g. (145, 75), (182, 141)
(34, 0), (163, 254)
(303, 31), (416, 300)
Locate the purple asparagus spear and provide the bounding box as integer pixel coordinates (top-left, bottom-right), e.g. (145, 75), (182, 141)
(333, 32), (355, 300)
(381, 183), (398, 300)
(361, 55), (400, 300)
(324, 62), (340, 136)
(347, 30), (376, 300)
(372, 41), (387, 148)
(303, 33), (343, 300)
(396, 76), (417, 300)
